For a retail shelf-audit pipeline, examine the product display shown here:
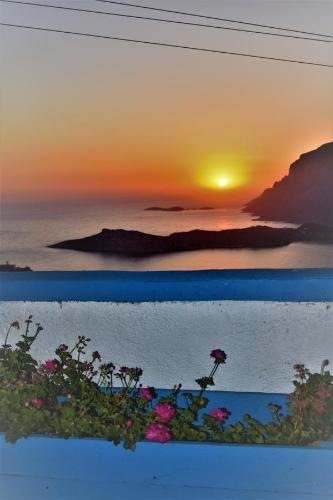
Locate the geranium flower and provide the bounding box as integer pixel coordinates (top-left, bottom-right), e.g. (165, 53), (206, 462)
(209, 407), (231, 422)
(31, 398), (42, 409)
(41, 359), (58, 372)
(56, 344), (68, 354)
(154, 403), (176, 422)
(139, 387), (156, 401)
(92, 351), (101, 361)
(210, 349), (227, 364)
(145, 423), (171, 443)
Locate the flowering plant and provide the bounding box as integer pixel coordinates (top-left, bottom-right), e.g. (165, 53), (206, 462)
(0, 318), (332, 449)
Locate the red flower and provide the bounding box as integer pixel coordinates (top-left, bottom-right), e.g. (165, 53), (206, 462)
(210, 349), (227, 364)
(92, 351), (101, 361)
(31, 398), (42, 409)
(41, 359), (58, 372)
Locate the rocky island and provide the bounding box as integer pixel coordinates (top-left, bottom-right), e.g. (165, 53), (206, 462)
(144, 206), (214, 211)
(243, 142), (333, 225)
(48, 224), (333, 256)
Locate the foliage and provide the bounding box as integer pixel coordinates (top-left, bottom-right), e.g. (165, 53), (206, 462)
(0, 318), (332, 449)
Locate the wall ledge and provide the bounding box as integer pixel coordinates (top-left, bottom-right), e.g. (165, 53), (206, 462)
(1, 268), (332, 302)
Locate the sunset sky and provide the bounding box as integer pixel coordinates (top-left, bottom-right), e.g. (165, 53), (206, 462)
(1, 0), (332, 207)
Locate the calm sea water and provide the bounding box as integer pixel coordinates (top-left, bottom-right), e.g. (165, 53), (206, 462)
(1, 203), (332, 270)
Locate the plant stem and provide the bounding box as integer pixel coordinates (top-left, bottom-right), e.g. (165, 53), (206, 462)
(3, 325), (12, 347)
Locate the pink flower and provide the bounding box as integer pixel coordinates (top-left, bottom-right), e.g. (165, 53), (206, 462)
(209, 407), (231, 422)
(41, 359), (58, 372)
(32, 398), (42, 409)
(126, 419), (134, 427)
(145, 423), (171, 443)
(139, 387), (155, 401)
(66, 394), (72, 400)
(210, 349), (227, 364)
(154, 403), (176, 422)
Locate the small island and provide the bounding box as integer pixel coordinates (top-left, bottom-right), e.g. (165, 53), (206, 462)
(48, 224), (333, 257)
(144, 206), (214, 212)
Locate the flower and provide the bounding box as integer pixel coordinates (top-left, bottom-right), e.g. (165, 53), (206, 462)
(293, 364), (309, 380)
(139, 387), (156, 401)
(210, 349), (227, 364)
(100, 362), (115, 376)
(10, 321), (20, 330)
(126, 419), (134, 427)
(145, 423), (171, 443)
(119, 367), (143, 381)
(31, 398), (42, 409)
(209, 407), (231, 422)
(92, 351), (101, 361)
(129, 367), (143, 381)
(154, 403), (176, 422)
(67, 393), (72, 400)
(41, 359), (58, 372)
(56, 344), (68, 353)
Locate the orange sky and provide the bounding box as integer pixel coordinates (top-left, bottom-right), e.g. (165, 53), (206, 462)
(1, 0), (332, 207)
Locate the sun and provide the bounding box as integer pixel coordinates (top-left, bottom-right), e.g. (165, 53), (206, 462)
(217, 178), (228, 187)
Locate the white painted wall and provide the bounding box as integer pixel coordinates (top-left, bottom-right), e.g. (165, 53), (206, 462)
(0, 301), (332, 393)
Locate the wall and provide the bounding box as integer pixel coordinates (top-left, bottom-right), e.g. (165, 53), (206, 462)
(1, 299), (332, 393)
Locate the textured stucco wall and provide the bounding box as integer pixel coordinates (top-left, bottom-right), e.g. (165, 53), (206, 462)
(0, 301), (332, 393)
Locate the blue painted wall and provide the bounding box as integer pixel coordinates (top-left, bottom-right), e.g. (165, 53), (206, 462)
(1, 435), (332, 499)
(1, 269), (332, 302)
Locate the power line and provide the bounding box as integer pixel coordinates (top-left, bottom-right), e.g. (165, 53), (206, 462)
(1, 22), (332, 68)
(1, 0), (330, 43)
(95, 0), (333, 40)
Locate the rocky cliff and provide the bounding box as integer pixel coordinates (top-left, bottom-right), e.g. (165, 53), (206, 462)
(243, 142), (333, 225)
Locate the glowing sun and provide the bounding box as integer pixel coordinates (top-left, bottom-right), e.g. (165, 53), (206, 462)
(217, 177), (228, 187)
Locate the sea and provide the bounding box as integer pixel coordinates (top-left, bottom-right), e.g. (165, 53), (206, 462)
(1, 202), (332, 271)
